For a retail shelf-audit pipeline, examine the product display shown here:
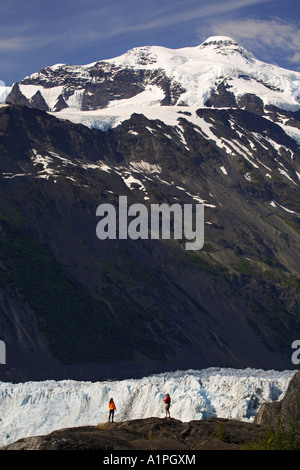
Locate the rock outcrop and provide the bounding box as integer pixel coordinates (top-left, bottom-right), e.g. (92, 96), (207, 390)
(254, 370), (300, 428)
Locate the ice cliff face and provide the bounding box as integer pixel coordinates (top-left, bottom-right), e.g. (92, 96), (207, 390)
(0, 368), (296, 447)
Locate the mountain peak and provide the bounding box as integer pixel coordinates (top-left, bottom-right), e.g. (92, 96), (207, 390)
(199, 35), (251, 60)
(201, 36), (237, 46)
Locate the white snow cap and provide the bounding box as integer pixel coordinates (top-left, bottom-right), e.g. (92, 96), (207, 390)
(201, 36), (237, 44)
(198, 36), (249, 56)
(16, 34), (300, 129)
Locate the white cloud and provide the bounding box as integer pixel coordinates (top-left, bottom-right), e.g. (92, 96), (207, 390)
(74, 0), (281, 40)
(0, 37), (30, 51)
(289, 52), (300, 64)
(0, 0), (281, 52)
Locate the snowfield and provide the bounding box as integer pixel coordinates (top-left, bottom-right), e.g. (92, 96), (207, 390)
(0, 367), (296, 446)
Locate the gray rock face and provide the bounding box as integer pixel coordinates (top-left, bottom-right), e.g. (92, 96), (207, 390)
(237, 93), (264, 115)
(6, 65), (185, 112)
(204, 82), (237, 108)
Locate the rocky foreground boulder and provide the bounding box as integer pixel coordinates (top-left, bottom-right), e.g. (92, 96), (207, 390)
(0, 417), (267, 451)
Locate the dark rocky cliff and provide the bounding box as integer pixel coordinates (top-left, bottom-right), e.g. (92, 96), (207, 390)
(0, 103), (299, 382)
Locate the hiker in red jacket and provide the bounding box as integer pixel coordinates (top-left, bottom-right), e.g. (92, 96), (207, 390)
(164, 393), (171, 418)
(108, 398), (116, 422)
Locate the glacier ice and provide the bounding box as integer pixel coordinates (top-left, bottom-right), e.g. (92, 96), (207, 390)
(0, 367), (296, 446)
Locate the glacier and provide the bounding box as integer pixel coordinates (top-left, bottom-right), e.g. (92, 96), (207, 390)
(0, 367), (296, 447)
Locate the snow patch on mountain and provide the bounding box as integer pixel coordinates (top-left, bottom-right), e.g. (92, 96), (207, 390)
(20, 84), (64, 110)
(0, 368), (296, 447)
(129, 161), (161, 174)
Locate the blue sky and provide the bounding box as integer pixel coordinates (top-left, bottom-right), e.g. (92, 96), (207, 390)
(0, 0), (299, 85)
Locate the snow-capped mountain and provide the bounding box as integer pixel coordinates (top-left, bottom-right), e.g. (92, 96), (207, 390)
(6, 36), (300, 127)
(6, 36), (300, 176)
(1, 37), (300, 383)
(0, 368), (296, 446)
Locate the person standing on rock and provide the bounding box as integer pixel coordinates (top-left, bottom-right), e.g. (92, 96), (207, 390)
(108, 398), (116, 422)
(164, 393), (171, 418)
